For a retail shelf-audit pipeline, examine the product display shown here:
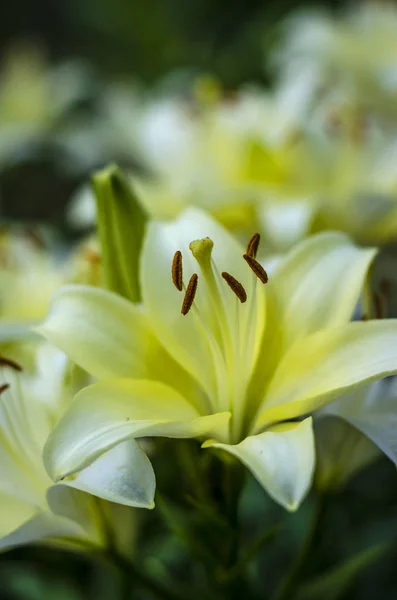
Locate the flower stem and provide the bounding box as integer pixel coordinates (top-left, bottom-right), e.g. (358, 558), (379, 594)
(271, 493), (325, 600)
(101, 549), (186, 600)
(220, 521), (284, 583)
(219, 461), (247, 599)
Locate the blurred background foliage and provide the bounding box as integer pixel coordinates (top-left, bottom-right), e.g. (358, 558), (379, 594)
(0, 0), (343, 84)
(0, 0), (344, 230)
(1, 1), (397, 599)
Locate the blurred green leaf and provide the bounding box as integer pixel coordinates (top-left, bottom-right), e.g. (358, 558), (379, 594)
(295, 543), (389, 600)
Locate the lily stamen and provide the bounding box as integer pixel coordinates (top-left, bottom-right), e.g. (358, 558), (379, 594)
(243, 254), (268, 284)
(0, 356), (23, 371)
(181, 273), (199, 315)
(172, 250), (183, 291)
(246, 233), (260, 259)
(221, 272), (247, 303)
(0, 383), (10, 394)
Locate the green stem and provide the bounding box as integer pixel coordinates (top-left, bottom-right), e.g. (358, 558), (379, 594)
(224, 461), (244, 568)
(100, 549), (186, 600)
(221, 522), (284, 583)
(271, 494), (325, 600)
(219, 461), (246, 599)
(178, 440), (212, 506)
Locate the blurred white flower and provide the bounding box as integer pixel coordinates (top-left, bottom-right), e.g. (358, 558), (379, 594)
(274, 4), (397, 132)
(0, 343), (153, 553)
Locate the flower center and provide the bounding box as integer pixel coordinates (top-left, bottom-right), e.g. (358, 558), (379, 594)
(171, 233), (268, 442)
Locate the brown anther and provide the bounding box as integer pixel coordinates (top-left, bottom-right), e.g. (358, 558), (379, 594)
(0, 356), (23, 372)
(221, 272), (247, 303)
(380, 278), (391, 297)
(172, 251), (183, 292)
(243, 254), (268, 284)
(84, 248), (101, 266)
(0, 383), (10, 395)
(246, 233), (260, 259)
(25, 227), (46, 250)
(181, 273), (198, 315)
(373, 292), (386, 320)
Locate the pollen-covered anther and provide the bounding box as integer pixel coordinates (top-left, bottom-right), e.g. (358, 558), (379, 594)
(172, 250), (183, 291)
(243, 254), (268, 284)
(221, 272), (247, 303)
(0, 383), (10, 395)
(181, 273), (199, 315)
(246, 233), (260, 258)
(0, 356), (23, 372)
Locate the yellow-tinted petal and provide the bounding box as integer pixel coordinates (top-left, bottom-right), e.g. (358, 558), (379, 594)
(248, 232), (375, 410)
(0, 494), (38, 539)
(271, 231), (376, 347)
(0, 510), (85, 551)
(256, 320), (397, 429)
(37, 285), (205, 410)
(204, 418), (314, 511)
(44, 378), (230, 481)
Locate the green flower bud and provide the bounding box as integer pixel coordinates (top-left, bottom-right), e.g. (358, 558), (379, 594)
(92, 164), (148, 303)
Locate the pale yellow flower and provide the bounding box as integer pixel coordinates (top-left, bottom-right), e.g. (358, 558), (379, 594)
(274, 4), (397, 130)
(39, 209), (397, 510)
(0, 343), (153, 553)
(0, 230), (102, 338)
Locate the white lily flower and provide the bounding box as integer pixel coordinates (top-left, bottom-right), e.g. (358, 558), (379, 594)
(38, 208), (397, 511)
(0, 344), (154, 553)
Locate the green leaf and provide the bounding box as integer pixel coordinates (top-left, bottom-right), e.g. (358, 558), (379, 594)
(92, 164), (148, 303)
(295, 543), (389, 600)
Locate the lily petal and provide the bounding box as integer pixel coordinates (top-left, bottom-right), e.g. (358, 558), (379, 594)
(37, 285), (163, 380)
(46, 485), (104, 544)
(62, 439), (155, 509)
(37, 285), (203, 408)
(248, 232), (375, 409)
(44, 378), (230, 481)
(0, 494), (38, 539)
(256, 320), (397, 429)
(314, 416), (380, 490)
(260, 198), (315, 251)
(323, 380), (397, 463)
(0, 510), (86, 551)
(271, 232), (376, 347)
(204, 418), (314, 511)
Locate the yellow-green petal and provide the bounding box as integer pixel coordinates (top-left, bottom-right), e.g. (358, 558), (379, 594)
(37, 285), (204, 409)
(0, 494), (38, 540)
(271, 231), (376, 348)
(256, 320), (397, 429)
(247, 232), (375, 410)
(0, 510), (85, 551)
(204, 418), (314, 511)
(44, 378), (230, 481)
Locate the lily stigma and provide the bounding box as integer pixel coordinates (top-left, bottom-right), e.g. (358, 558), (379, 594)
(40, 208), (397, 510)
